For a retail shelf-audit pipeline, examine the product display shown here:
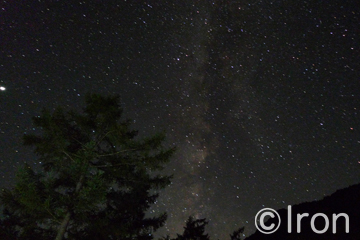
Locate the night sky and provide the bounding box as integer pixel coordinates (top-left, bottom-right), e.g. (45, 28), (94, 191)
(1, 0), (359, 239)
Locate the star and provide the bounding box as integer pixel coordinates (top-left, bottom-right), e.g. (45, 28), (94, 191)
(0, 1), (359, 239)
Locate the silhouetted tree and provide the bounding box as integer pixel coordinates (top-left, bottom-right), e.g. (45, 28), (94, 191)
(0, 94), (175, 240)
(176, 216), (210, 240)
(230, 227), (244, 240)
(158, 235), (172, 240)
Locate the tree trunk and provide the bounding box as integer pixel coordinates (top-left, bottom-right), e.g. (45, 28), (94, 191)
(55, 211), (71, 240)
(54, 174), (84, 240)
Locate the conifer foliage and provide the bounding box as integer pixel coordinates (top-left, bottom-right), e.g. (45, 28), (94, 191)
(175, 216), (210, 240)
(0, 94), (175, 240)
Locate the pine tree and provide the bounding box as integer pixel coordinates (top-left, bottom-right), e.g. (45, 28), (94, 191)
(176, 216), (210, 240)
(230, 227), (244, 240)
(0, 94), (175, 240)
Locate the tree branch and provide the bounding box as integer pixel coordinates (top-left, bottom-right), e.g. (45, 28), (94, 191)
(96, 148), (140, 157)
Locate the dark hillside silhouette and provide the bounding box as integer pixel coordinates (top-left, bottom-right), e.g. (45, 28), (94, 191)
(246, 183), (360, 240)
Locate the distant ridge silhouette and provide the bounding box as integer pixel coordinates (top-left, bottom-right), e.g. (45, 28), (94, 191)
(245, 183), (360, 239)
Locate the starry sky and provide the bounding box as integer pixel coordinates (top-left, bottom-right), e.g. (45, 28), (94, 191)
(1, 0), (359, 239)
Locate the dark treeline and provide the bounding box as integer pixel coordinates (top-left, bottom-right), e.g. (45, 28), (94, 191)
(0, 94), (243, 240)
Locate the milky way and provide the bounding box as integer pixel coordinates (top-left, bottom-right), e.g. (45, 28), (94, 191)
(1, 1), (359, 239)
